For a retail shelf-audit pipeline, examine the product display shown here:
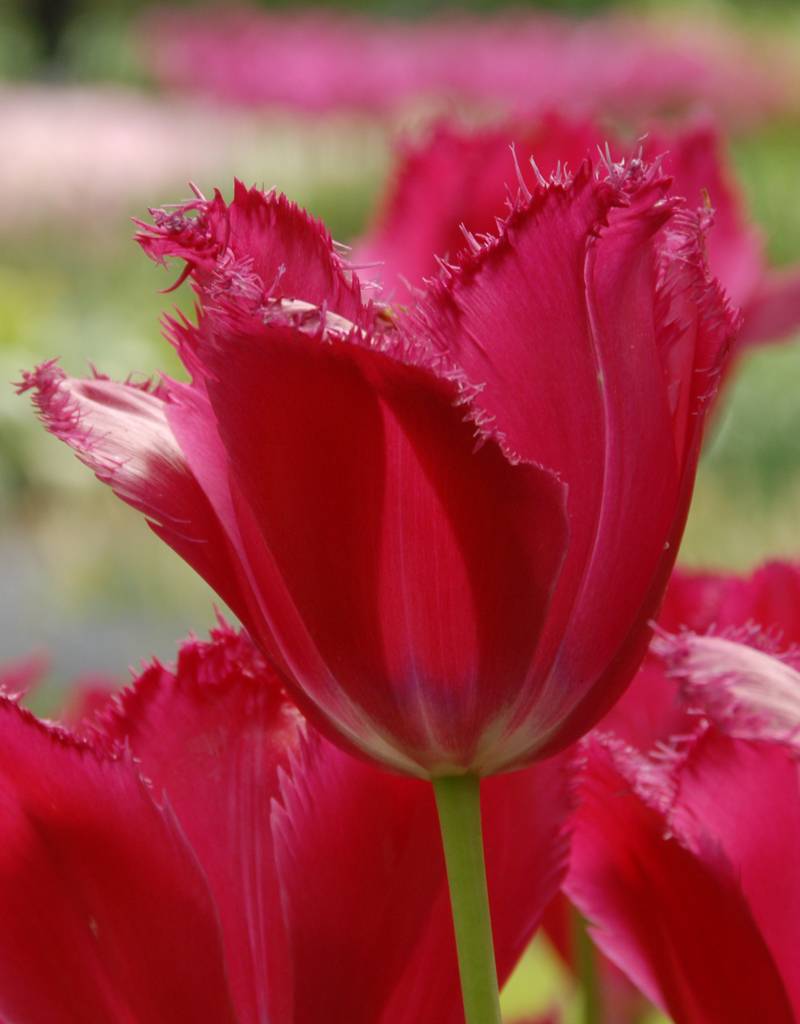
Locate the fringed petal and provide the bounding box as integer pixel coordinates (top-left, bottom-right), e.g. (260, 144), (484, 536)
(356, 115), (602, 294)
(567, 732), (796, 1023)
(602, 561), (800, 752)
(0, 699), (238, 1024)
(91, 622), (300, 1024)
(137, 180), (367, 323)
(655, 629), (800, 751)
(17, 361), (249, 623)
(528, 184), (736, 758)
(409, 150), (733, 762)
(645, 121), (763, 314)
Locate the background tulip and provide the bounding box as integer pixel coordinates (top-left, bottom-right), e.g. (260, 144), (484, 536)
(358, 115), (800, 353)
(0, 624), (571, 1023)
(554, 560), (800, 1023)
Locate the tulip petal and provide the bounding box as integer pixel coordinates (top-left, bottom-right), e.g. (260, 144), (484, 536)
(0, 699), (238, 1024)
(192, 307), (567, 774)
(273, 734), (442, 1024)
(646, 122), (763, 314)
(530, 187), (735, 753)
(567, 733), (796, 1022)
(669, 730), (800, 1011)
(601, 562), (800, 751)
(93, 622), (299, 1024)
(17, 361), (250, 622)
(138, 180), (366, 321)
(415, 156), (731, 756)
(739, 266), (800, 346)
(656, 629), (800, 753)
(272, 731), (571, 1024)
(357, 115), (601, 294)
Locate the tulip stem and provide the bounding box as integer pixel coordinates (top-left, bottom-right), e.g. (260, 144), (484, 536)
(433, 774), (502, 1024)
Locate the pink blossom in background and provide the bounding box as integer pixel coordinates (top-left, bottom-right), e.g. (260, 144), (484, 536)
(0, 86), (387, 233)
(358, 115), (800, 349)
(601, 560), (800, 751)
(140, 8), (791, 123)
(545, 561), (800, 1022)
(0, 623), (571, 1022)
(0, 652), (48, 699)
(568, 722), (800, 1023)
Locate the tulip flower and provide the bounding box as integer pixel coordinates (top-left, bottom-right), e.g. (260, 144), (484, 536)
(567, 624), (800, 1024)
(568, 726), (800, 1023)
(21, 154), (735, 1020)
(600, 559), (800, 750)
(359, 115), (800, 349)
(22, 157), (736, 780)
(542, 560), (800, 1021)
(0, 623), (571, 1023)
(561, 563), (800, 1023)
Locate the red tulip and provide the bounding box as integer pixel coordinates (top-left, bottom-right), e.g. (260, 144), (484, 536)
(359, 115), (800, 349)
(600, 560), (800, 750)
(544, 561), (800, 1022)
(0, 624), (571, 1022)
(565, 574), (800, 1024)
(21, 155), (735, 777)
(656, 626), (800, 755)
(568, 726), (800, 1023)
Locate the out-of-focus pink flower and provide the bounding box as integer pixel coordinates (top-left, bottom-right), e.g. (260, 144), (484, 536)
(644, 124), (800, 350)
(0, 623), (571, 1022)
(140, 8), (789, 123)
(656, 627), (800, 753)
(546, 560), (800, 1021)
(22, 158), (735, 777)
(0, 85), (388, 235)
(0, 652), (48, 699)
(567, 723), (800, 1021)
(359, 115), (800, 348)
(601, 560), (800, 750)
(564, 565), (800, 1023)
(356, 115), (600, 297)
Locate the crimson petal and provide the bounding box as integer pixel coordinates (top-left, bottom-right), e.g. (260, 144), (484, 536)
(92, 623), (299, 1024)
(0, 699), (238, 1024)
(193, 307), (566, 775)
(137, 180), (366, 322)
(17, 361), (252, 627)
(567, 733), (797, 1022)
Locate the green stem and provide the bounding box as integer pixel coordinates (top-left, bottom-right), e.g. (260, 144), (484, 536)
(573, 908), (602, 1024)
(433, 774), (502, 1024)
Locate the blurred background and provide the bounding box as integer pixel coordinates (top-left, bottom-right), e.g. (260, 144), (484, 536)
(1, 0), (799, 1020)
